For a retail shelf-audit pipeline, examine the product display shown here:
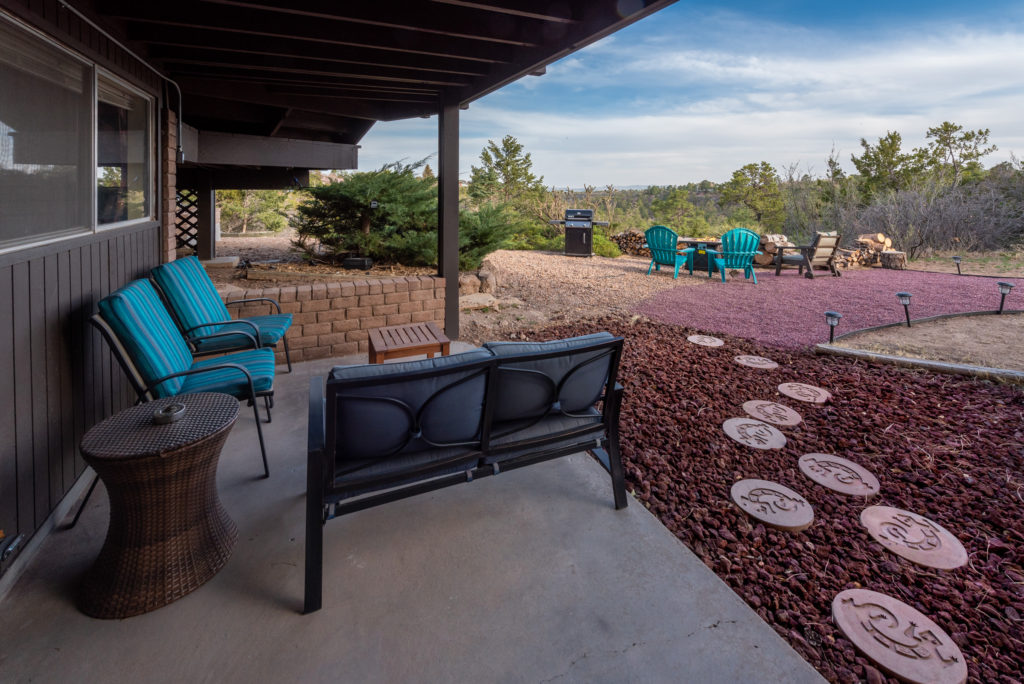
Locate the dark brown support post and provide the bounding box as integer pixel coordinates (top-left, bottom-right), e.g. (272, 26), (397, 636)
(196, 174), (216, 260)
(437, 101), (459, 340)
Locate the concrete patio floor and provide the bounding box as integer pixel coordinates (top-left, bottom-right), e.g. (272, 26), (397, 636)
(0, 350), (824, 683)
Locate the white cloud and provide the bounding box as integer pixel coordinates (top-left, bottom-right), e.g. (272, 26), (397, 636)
(357, 26), (1024, 186)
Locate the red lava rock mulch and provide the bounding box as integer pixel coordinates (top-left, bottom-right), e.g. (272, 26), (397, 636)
(638, 269), (1024, 348)
(527, 315), (1024, 684)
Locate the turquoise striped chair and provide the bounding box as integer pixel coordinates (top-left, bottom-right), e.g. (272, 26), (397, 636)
(151, 256), (293, 371)
(707, 228), (762, 284)
(93, 279), (275, 476)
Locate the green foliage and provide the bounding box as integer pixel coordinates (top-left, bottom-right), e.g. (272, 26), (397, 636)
(923, 121), (997, 186)
(718, 162), (785, 230)
(592, 231), (621, 258)
(504, 221), (564, 251)
(458, 204), (520, 270)
(468, 135), (545, 211)
(650, 186), (698, 230)
(218, 189), (291, 233)
(850, 131), (928, 199)
(292, 160), (436, 259)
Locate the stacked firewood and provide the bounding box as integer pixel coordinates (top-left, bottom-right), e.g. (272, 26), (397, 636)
(754, 234), (793, 266)
(833, 233), (893, 268)
(611, 230), (650, 256)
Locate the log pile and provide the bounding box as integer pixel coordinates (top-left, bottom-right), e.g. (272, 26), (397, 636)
(755, 234), (793, 266)
(611, 230), (650, 256)
(829, 233), (894, 268)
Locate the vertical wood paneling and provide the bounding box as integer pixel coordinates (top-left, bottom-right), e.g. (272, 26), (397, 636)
(60, 249), (77, 487)
(0, 267), (16, 545)
(71, 247), (86, 478)
(44, 254), (62, 507)
(11, 262), (34, 532)
(29, 258), (50, 526)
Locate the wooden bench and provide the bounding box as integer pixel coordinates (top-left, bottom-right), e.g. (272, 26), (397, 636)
(368, 321), (450, 364)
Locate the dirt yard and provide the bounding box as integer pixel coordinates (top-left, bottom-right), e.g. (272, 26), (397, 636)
(835, 312), (1024, 372)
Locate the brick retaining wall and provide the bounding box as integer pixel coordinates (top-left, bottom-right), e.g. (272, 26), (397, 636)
(220, 276), (446, 365)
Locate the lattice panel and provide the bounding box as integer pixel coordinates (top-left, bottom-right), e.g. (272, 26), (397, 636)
(175, 189), (199, 251)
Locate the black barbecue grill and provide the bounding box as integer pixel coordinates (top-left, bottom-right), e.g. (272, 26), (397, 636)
(549, 209), (609, 257)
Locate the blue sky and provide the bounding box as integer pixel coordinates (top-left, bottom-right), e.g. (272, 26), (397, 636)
(357, 1), (1024, 187)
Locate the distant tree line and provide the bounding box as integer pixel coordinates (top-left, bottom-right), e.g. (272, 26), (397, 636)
(274, 122), (1024, 268)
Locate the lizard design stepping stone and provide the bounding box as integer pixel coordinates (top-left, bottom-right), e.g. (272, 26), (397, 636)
(722, 418), (787, 449)
(742, 400), (802, 426)
(860, 506), (968, 569)
(798, 454), (879, 496)
(832, 589), (967, 684)
(778, 382), (832, 404)
(734, 355), (778, 369)
(730, 479), (813, 532)
(687, 334), (724, 347)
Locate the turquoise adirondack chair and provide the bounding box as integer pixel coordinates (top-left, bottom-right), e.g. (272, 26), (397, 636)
(708, 228), (762, 284)
(644, 225), (694, 279)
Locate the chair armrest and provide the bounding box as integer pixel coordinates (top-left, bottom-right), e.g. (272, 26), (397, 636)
(189, 329), (260, 350)
(183, 319), (262, 349)
(308, 376), (325, 457)
(143, 362), (257, 399)
(226, 297), (283, 314)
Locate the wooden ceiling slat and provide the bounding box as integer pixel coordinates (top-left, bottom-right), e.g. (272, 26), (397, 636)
(142, 37), (488, 77)
(201, 0), (545, 47)
(99, 1), (516, 63)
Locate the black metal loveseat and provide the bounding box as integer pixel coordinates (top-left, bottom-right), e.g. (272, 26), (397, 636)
(305, 332), (627, 613)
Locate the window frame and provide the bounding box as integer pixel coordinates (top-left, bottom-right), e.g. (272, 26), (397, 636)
(94, 68), (155, 232)
(0, 12), (157, 255)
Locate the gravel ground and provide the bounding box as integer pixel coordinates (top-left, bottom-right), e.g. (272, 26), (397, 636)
(639, 269), (1024, 348)
(529, 315), (1024, 684)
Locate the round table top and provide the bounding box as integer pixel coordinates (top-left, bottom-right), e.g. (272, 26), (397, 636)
(81, 393), (239, 460)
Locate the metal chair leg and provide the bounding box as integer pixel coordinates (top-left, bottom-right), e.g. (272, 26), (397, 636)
(282, 336), (293, 372)
(253, 400), (270, 478)
(264, 395), (273, 423)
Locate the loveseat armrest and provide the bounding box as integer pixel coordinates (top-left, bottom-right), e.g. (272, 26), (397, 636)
(305, 375), (327, 614)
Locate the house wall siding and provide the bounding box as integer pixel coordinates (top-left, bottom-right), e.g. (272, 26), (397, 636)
(0, 1), (164, 575)
(0, 223), (161, 575)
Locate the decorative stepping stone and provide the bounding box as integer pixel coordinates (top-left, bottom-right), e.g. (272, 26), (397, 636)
(730, 479), (813, 532)
(722, 418), (787, 449)
(778, 382), (832, 404)
(832, 589), (967, 684)
(860, 506), (968, 570)
(687, 334), (724, 347)
(742, 400), (802, 426)
(734, 355), (778, 369)
(798, 454), (880, 497)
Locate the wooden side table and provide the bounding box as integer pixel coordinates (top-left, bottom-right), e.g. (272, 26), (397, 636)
(78, 393), (239, 619)
(368, 321), (450, 364)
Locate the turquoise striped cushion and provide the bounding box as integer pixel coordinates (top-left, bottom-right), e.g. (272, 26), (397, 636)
(191, 314), (292, 353)
(181, 348), (275, 397)
(151, 255), (232, 338)
(98, 280), (194, 397)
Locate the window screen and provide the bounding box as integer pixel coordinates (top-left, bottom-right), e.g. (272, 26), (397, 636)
(97, 75), (150, 225)
(0, 18), (92, 247)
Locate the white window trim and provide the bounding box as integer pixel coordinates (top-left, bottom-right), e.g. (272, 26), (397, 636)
(94, 67), (155, 233)
(0, 11), (157, 256)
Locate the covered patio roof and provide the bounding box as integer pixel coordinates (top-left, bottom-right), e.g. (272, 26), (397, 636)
(89, 0), (677, 145)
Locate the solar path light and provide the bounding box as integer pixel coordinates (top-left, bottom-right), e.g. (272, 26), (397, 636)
(952, 255), (962, 275)
(824, 311), (842, 343)
(997, 282), (1015, 314)
(895, 292), (912, 327)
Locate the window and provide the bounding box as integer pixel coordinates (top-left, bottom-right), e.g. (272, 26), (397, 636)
(97, 75), (150, 225)
(0, 15), (154, 253)
(0, 17), (92, 248)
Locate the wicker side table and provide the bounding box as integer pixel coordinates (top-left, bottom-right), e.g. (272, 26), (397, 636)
(78, 393), (239, 619)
